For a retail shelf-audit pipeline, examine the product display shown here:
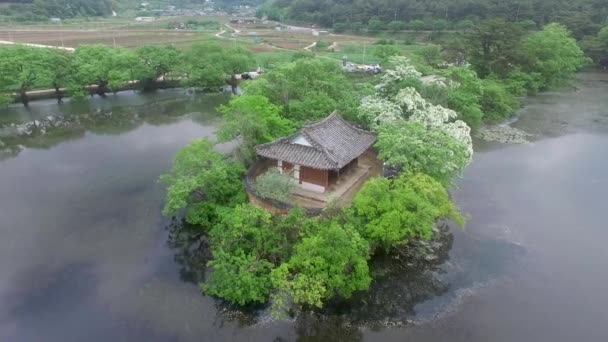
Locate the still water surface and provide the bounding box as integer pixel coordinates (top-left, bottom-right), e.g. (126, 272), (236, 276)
(1, 74), (607, 341)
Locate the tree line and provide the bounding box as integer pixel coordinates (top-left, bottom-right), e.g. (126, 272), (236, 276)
(0, 0), (113, 21)
(0, 42), (256, 106)
(260, 0), (607, 65)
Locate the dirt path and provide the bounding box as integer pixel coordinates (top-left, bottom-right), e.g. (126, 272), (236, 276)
(327, 42), (338, 50)
(304, 41), (317, 51)
(0, 40), (75, 51)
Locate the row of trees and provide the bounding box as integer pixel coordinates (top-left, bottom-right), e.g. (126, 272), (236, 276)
(0, 42), (256, 106)
(261, 0), (607, 38)
(160, 55), (469, 314)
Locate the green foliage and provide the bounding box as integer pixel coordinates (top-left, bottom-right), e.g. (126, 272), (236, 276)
(442, 67), (484, 129)
(333, 22), (348, 33)
(388, 20), (405, 33)
(0, 45), (54, 99)
(159, 139), (246, 226)
(203, 204), (311, 306)
(0, 0), (112, 20)
(375, 121), (470, 186)
(466, 18), (525, 78)
(181, 42), (255, 90)
(271, 221), (371, 308)
(373, 44), (400, 63)
(415, 45), (442, 68)
(217, 95), (294, 163)
(203, 250), (274, 306)
(348, 174), (463, 251)
(504, 70), (544, 96)
(367, 19), (385, 33)
(243, 58), (358, 123)
(69, 44), (138, 98)
(253, 169), (296, 203)
(480, 79), (519, 122)
(134, 45), (181, 89)
(599, 27), (608, 46)
(520, 23), (588, 88)
(409, 19), (425, 31)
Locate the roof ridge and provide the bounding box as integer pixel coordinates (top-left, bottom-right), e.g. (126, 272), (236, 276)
(301, 111), (339, 130)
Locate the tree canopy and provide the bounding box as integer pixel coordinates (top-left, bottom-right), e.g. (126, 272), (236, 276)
(217, 95), (295, 163)
(69, 44), (138, 98)
(271, 221), (371, 308)
(243, 58), (360, 123)
(0, 45), (54, 106)
(375, 121), (471, 187)
(159, 139), (246, 226)
(348, 173), (463, 251)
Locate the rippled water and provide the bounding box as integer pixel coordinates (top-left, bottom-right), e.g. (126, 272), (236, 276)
(1, 73), (607, 341)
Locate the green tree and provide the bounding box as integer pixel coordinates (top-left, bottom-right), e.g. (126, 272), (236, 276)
(466, 18), (525, 78)
(160, 139), (246, 226)
(387, 20), (405, 33)
(244, 58), (358, 123)
(442, 67), (484, 129)
(181, 42), (226, 90)
(209, 204), (300, 264)
(217, 95), (295, 162)
(203, 250), (274, 306)
(203, 204), (314, 306)
(415, 45), (442, 68)
(409, 19), (425, 32)
(348, 173), (463, 251)
(271, 221), (371, 308)
(0, 45), (54, 106)
(373, 44), (401, 63)
(333, 22), (348, 33)
(367, 18), (385, 33)
(182, 42), (255, 94)
(432, 19), (448, 33)
(521, 23), (588, 88)
(69, 44), (138, 98)
(480, 79), (519, 121)
(375, 121), (470, 186)
(134, 45), (181, 90)
(49, 49), (72, 103)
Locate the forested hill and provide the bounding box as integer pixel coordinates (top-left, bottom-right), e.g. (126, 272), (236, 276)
(0, 0), (113, 20)
(261, 0), (607, 38)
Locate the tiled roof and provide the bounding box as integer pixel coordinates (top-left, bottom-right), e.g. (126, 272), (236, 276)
(256, 112), (376, 170)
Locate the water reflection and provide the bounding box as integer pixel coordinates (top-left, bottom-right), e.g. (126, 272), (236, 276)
(166, 218), (212, 284)
(0, 90), (230, 160)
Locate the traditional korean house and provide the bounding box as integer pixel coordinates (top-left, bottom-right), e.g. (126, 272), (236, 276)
(255, 112), (376, 193)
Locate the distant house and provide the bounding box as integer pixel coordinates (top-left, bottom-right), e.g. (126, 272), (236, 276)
(229, 17), (258, 24)
(135, 17), (155, 22)
(255, 112), (377, 194)
(50, 18), (61, 22)
(312, 30), (329, 36)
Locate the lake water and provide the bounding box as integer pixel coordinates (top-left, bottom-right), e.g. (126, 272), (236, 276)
(1, 74), (607, 341)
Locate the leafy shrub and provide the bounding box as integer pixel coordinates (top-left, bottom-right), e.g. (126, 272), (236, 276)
(347, 173), (463, 251)
(254, 169), (295, 202)
(480, 79), (519, 122)
(333, 22), (348, 33)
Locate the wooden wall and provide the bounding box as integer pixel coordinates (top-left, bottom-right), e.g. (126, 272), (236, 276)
(300, 166), (329, 188)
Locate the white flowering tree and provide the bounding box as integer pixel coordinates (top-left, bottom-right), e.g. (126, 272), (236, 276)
(375, 56), (422, 99)
(360, 57), (474, 184)
(358, 96), (403, 129)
